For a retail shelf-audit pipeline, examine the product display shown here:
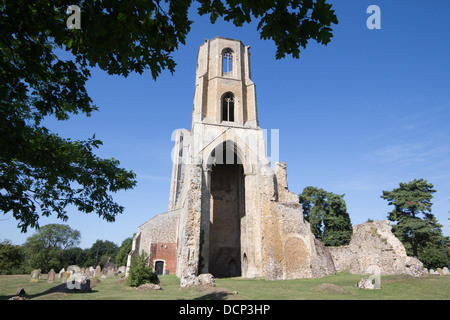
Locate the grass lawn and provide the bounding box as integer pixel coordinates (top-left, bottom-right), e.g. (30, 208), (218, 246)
(1, 272), (449, 300)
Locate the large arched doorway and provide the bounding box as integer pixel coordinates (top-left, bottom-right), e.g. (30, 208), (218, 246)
(208, 142), (245, 277)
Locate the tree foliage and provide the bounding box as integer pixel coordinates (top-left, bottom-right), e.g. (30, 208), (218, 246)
(1, 0), (337, 231)
(127, 252), (159, 287)
(22, 223), (81, 272)
(0, 240), (24, 274)
(381, 179), (446, 264)
(299, 186), (352, 246)
(86, 239), (119, 268)
(115, 236), (133, 267)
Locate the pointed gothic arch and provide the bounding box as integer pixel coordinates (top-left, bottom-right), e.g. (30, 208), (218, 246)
(221, 92), (235, 122)
(222, 48), (233, 76)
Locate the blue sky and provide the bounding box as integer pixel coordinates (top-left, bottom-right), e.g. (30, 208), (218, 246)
(2, 0), (450, 248)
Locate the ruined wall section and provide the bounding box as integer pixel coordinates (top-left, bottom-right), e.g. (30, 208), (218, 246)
(176, 163), (203, 285)
(328, 220), (424, 276)
(260, 162), (336, 280)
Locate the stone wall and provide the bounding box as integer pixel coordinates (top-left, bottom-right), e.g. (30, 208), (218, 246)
(328, 220), (423, 276)
(126, 209), (179, 275)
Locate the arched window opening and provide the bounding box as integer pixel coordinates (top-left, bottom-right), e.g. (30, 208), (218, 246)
(222, 93), (234, 122)
(223, 50), (233, 76)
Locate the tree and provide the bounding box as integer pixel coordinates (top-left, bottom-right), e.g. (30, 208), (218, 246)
(0, 240), (24, 274)
(22, 223), (81, 272)
(1, 1), (337, 232)
(61, 247), (89, 268)
(86, 239), (119, 268)
(115, 236), (133, 267)
(380, 179), (444, 259)
(299, 186), (352, 246)
(127, 252), (159, 287)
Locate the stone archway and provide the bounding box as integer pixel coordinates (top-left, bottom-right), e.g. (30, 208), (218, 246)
(207, 143), (245, 277)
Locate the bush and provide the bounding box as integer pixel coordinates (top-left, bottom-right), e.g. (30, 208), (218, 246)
(127, 252), (159, 287)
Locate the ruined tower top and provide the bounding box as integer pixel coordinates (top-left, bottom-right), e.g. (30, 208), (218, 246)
(192, 37), (259, 128)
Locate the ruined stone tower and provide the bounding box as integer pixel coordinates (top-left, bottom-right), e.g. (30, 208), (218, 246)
(127, 37), (424, 284)
(127, 37), (336, 283)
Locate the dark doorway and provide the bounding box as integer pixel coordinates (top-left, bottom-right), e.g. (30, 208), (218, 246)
(155, 261), (164, 275)
(208, 146), (245, 277)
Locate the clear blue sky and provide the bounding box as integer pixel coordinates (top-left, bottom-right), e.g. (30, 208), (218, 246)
(2, 0), (449, 248)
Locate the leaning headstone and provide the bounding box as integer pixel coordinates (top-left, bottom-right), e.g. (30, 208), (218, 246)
(58, 268), (65, 278)
(47, 269), (56, 283)
(443, 267), (449, 275)
(437, 268), (444, 276)
(30, 269), (40, 282)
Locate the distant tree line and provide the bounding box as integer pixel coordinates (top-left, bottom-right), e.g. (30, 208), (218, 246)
(0, 224), (133, 275)
(299, 178), (450, 269)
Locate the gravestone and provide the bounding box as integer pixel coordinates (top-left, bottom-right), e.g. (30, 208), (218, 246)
(103, 257), (117, 276)
(67, 265), (80, 274)
(30, 269), (40, 282)
(61, 271), (71, 283)
(95, 265), (101, 276)
(66, 274), (91, 292)
(58, 268), (65, 278)
(47, 269), (56, 283)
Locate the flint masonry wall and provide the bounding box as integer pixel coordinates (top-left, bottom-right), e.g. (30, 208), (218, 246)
(328, 220), (424, 276)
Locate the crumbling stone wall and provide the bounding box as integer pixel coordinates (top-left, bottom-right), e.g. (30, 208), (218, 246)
(328, 220), (423, 276)
(260, 163), (336, 280)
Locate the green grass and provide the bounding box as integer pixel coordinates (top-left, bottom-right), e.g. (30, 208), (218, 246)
(1, 273), (449, 300)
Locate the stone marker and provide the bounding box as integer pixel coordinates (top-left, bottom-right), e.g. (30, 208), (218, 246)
(16, 288), (26, 296)
(61, 271), (71, 283)
(30, 269), (40, 282)
(66, 274), (91, 292)
(47, 269), (55, 283)
(67, 265), (80, 274)
(95, 265), (101, 277)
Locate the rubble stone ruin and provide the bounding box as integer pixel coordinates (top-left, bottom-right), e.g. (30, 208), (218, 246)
(127, 37), (423, 285)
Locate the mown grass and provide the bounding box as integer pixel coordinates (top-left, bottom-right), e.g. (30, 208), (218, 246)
(1, 272), (449, 300)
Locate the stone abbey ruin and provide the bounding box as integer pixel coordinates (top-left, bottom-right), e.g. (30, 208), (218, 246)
(127, 37), (424, 285)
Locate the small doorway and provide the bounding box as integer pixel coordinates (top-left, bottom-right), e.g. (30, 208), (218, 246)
(155, 260), (164, 275)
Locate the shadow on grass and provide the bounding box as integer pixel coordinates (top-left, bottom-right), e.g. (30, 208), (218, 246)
(1, 283), (98, 300)
(192, 291), (237, 300)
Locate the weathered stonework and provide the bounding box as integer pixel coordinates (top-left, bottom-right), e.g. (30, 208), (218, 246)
(127, 37), (424, 285)
(328, 220), (424, 277)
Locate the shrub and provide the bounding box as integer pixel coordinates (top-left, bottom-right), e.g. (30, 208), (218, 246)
(127, 252), (159, 287)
